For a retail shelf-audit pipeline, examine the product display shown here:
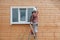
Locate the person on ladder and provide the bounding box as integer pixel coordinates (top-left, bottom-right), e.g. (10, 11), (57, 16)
(30, 8), (38, 39)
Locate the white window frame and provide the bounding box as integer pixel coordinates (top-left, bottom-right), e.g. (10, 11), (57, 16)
(10, 6), (36, 24)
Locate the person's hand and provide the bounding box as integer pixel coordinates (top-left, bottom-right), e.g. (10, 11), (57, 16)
(30, 24), (32, 27)
(30, 22), (32, 27)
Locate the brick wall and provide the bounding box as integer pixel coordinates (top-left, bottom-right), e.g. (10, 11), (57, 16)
(0, 0), (60, 40)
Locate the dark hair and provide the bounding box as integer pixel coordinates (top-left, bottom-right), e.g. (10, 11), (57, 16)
(32, 11), (36, 14)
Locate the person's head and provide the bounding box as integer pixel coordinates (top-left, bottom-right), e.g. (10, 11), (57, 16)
(32, 11), (38, 16)
(32, 11), (36, 14)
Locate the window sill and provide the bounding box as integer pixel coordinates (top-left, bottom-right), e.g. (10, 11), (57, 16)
(10, 22), (30, 25)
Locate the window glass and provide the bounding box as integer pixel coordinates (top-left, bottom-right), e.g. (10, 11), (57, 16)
(27, 8), (33, 22)
(20, 8), (26, 21)
(12, 8), (18, 22)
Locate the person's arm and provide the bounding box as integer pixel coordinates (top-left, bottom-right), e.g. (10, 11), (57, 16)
(30, 16), (33, 31)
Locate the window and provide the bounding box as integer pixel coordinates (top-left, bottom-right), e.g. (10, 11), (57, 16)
(10, 6), (35, 24)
